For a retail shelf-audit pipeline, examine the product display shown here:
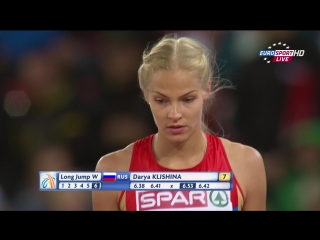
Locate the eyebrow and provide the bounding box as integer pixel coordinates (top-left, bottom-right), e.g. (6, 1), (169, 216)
(151, 90), (198, 98)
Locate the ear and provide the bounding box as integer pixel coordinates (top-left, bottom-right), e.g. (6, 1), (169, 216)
(143, 91), (149, 104)
(203, 82), (211, 100)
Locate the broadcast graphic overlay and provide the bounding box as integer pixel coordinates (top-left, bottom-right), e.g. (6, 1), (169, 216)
(132, 172), (234, 211)
(39, 172), (57, 190)
(259, 42), (305, 63)
(39, 171), (233, 191)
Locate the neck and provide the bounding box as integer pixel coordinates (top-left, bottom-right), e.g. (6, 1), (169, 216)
(153, 127), (207, 162)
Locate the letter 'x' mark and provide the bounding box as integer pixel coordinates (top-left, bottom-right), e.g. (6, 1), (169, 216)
(170, 185), (173, 188)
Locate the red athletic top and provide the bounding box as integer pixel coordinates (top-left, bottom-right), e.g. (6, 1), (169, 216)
(119, 133), (245, 211)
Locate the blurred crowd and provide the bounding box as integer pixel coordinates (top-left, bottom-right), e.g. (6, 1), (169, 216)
(0, 30), (319, 211)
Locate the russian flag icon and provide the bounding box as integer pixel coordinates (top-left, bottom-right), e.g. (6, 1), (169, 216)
(103, 172), (116, 181)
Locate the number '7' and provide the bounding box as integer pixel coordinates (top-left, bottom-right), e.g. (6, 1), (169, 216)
(223, 174), (226, 179)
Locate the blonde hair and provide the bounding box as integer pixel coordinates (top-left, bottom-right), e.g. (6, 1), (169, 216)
(138, 33), (232, 134)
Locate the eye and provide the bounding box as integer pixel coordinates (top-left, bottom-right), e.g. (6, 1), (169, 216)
(155, 99), (165, 104)
(183, 98), (195, 103)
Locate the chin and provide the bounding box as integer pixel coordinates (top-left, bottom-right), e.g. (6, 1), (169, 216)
(163, 130), (191, 144)
(167, 135), (187, 143)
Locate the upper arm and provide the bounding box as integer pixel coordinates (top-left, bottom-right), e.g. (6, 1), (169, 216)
(242, 148), (267, 211)
(92, 154), (120, 211)
(92, 144), (133, 211)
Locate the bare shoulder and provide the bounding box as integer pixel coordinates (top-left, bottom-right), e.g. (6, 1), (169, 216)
(219, 137), (267, 210)
(92, 143), (134, 211)
(95, 143), (134, 172)
(219, 138), (264, 170)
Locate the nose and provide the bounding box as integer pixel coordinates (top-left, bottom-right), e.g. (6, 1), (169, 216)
(168, 103), (182, 120)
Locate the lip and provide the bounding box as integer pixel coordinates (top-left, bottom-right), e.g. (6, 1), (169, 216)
(168, 125), (185, 128)
(167, 125), (185, 135)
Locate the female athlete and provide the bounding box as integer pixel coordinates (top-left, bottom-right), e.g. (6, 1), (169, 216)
(92, 34), (267, 211)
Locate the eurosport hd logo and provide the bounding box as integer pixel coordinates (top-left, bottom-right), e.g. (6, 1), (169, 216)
(259, 42), (305, 63)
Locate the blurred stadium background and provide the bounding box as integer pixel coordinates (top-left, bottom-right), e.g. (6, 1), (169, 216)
(0, 30), (319, 210)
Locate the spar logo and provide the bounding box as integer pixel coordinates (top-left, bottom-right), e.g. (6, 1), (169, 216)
(135, 190), (232, 211)
(209, 191), (229, 207)
(259, 42), (305, 63)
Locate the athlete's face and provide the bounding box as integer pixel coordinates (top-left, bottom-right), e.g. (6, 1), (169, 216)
(145, 69), (209, 142)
